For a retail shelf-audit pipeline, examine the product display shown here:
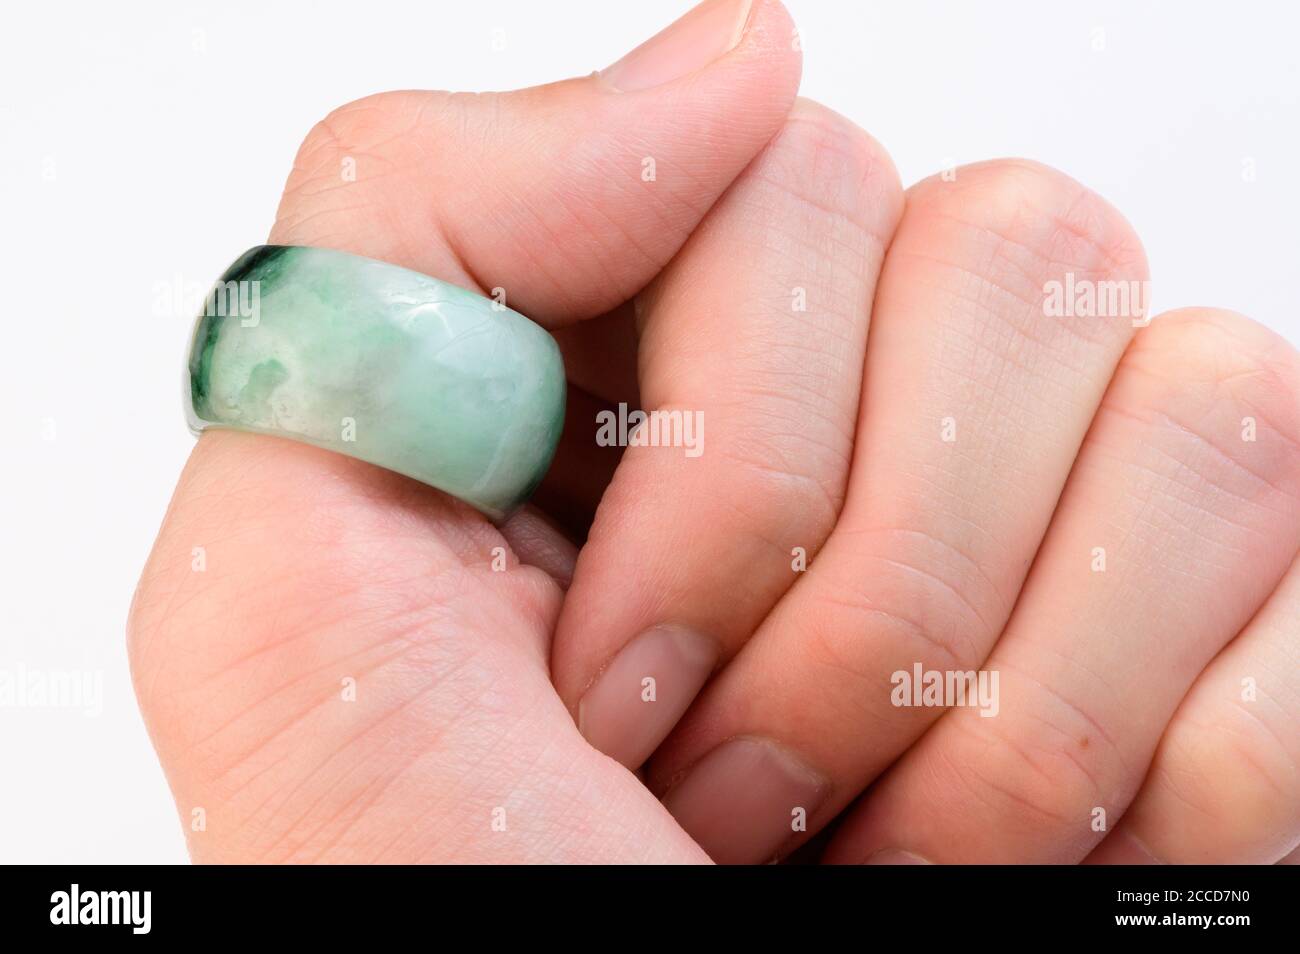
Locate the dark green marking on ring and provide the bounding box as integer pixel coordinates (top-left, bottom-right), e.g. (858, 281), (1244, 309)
(188, 245), (290, 418)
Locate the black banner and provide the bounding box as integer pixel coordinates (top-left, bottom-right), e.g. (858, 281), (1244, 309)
(4, 864), (1290, 941)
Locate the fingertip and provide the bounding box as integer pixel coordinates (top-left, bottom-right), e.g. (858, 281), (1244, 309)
(732, 0), (803, 90)
(596, 0), (801, 96)
(766, 97), (905, 241)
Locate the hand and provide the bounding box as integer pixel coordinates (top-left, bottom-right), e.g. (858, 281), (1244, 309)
(130, 0), (1300, 864)
(129, 0), (800, 863)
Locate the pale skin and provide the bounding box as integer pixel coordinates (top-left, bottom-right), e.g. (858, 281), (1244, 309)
(129, 0), (1300, 864)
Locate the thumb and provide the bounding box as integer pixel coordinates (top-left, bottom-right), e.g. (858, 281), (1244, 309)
(269, 0), (801, 325)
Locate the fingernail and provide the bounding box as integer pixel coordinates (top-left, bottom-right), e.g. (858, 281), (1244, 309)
(1084, 827), (1162, 865)
(578, 624), (718, 769)
(864, 849), (933, 865)
(662, 737), (828, 864)
(601, 0), (754, 92)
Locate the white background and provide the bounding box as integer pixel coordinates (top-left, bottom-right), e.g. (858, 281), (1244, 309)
(1, 0), (1296, 863)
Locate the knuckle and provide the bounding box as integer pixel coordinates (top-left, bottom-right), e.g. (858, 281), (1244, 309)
(713, 433), (848, 542)
(295, 91), (433, 168)
(1112, 308), (1300, 492)
(799, 610), (908, 699)
(804, 544), (992, 691)
(1129, 307), (1300, 404)
(1152, 708), (1300, 853)
(951, 711), (1110, 839)
(824, 526), (999, 669)
(271, 91), (453, 245)
(699, 383), (857, 529)
(909, 157), (1148, 284)
(755, 97), (904, 241)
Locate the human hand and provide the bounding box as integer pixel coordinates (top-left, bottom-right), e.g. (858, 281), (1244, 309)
(129, 0), (802, 863)
(130, 0), (1300, 865)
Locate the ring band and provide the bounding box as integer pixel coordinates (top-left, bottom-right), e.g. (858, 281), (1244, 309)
(185, 245), (566, 520)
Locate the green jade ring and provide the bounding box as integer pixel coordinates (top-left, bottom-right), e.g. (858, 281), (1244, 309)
(185, 245), (566, 520)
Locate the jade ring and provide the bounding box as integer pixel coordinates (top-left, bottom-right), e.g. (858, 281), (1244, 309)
(184, 245), (566, 520)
